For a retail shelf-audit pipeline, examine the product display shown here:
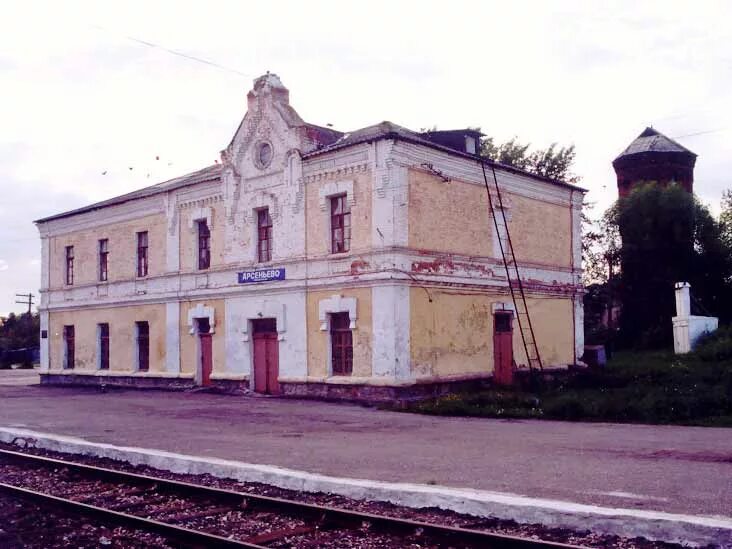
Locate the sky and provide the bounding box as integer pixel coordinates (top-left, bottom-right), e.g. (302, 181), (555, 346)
(1, 0), (730, 315)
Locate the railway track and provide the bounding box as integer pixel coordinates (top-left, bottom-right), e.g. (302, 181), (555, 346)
(0, 448), (585, 549)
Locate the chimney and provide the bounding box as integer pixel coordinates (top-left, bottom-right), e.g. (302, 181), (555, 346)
(675, 282), (691, 318)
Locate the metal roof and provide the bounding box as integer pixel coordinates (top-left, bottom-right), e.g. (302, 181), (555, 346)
(35, 164), (222, 224)
(615, 127), (696, 160)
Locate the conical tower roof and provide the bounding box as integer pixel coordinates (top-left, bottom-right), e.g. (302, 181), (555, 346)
(614, 127), (696, 161)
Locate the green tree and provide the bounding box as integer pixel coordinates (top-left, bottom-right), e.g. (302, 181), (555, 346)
(480, 136), (579, 184)
(609, 183), (732, 348)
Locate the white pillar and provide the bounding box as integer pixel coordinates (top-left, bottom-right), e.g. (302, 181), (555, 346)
(165, 301), (180, 373)
(39, 310), (50, 372)
(675, 282), (691, 317)
(372, 284), (411, 380)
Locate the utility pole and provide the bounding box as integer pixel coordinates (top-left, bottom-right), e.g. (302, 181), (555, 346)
(15, 293), (34, 315)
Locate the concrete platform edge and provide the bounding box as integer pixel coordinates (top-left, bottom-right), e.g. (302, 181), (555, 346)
(0, 427), (729, 547)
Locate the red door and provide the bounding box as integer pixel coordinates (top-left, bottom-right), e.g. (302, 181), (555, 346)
(197, 318), (212, 386)
(493, 311), (514, 385)
(200, 333), (212, 386)
(252, 319), (279, 395)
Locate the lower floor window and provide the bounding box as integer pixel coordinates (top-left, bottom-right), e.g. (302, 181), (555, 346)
(330, 312), (353, 376)
(136, 321), (149, 371)
(63, 325), (75, 369)
(98, 323), (109, 370)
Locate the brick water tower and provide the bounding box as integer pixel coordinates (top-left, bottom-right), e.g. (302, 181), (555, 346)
(613, 127), (697, 198)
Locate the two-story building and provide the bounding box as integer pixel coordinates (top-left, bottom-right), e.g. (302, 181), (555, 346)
(35, 73), (585, 401)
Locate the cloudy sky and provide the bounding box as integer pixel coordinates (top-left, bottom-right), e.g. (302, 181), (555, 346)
(1, 0), (730, 314)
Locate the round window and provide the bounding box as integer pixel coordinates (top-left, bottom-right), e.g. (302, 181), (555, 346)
(256, 142), (273, 168)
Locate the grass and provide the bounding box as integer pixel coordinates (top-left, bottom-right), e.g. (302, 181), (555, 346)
(401, 342), (732, 427)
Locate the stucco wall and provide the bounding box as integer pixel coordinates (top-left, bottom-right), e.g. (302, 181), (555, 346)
(179, 299), (226, 376)
(48, 304), (166, 372)
(410, 289), (494, 379)
(410, 289), (575, 379)
(179, 203), (226, 272)
(306, 288), (372, 378)
(507, 193), (571, 267)
(49, 214), (167, 288)
(408, 169), (493, 257)
(305, 171), (372, 257)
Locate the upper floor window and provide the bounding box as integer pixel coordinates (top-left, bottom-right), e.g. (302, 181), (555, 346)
(137, 231), (148, 277)
(64, 246), (74, 285)
(330, 195), (351, 254)
(257, 208), (272, 263)
(197, 220), (210, 270)
(98, 239), (109, 282)
(330, 312), (353, 376)
(63, 325), (75, 369)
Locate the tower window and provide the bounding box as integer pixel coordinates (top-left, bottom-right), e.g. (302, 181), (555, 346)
(197, 220), (210, 270)
(257, 208), (272, 263)
(330, 195), (351, 254)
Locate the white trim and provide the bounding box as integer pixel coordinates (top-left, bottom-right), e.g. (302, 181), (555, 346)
(492, 302), (515, 313)
(318, 295), (357, 330)
(240, 300), (286, 342)
(189, 206), (212, 230)
(318, 180), (354, 211)
(165, 302), (180, 373)
(187, 303), (215, 335)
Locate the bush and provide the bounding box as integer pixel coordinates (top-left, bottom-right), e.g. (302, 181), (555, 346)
(695, 325), (732, 361)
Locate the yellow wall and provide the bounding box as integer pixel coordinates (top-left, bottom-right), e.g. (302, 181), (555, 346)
(179, 203), (226, 272)
(178, 299), (226, 375)
(410, 289), (494, 378)
(408, 169), (493, 256)
(306, 288), (372, 377)
(48, 304), (166, 372)
(410, 289), (575, 378)
(49, 214), (167, 288)
(507, 193), (572, 267)
(305, 172), (372, 257)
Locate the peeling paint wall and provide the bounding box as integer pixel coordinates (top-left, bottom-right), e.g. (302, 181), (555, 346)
(306, 288), (372, 378)
(507, 193), (571, 268)
(408, 169), (493, 257)
(48, 304), (166, 372)
(410, 289), (494, 379)
(49, 214), (167, 288)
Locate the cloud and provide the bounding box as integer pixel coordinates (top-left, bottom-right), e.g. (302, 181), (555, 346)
(0, 260), (8, 272)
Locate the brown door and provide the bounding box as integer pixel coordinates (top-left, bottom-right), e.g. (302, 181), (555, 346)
(197, 318), (212, 386)
(493, 311), (514, 385)
(252, 319), (279, 395)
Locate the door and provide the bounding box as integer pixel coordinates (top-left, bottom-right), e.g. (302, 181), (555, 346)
(252, 319), (279, 395)
(197, 318), (212, 386)
(493, 311), (514, 385)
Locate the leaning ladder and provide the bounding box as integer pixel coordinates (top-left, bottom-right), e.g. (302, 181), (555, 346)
(480, 160), (543, 372)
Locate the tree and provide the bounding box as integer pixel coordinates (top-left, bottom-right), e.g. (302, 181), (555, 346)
(480, 136), (579, 184)
(608, 183), (732, 348)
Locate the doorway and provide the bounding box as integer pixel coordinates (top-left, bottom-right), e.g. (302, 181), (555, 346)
(197, 318), (212, 386)
(252, 318), (279, 395)
(493, 311), (514, 385)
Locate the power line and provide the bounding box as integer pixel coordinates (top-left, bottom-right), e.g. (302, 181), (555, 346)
(90, 24), (253, 78)
(15, 293), (34, 315)
(672, 128), (727, 139)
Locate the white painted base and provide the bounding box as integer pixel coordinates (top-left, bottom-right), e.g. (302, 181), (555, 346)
(672, 315), (718, 354)
(0, 428), (728, 547)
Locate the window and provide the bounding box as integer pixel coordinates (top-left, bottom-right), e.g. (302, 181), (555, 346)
(63, 325), (75, 369)
(136, 321), (149, 371)
(65, 246), (74, 285)
(257, 208), (272, 263)
(330, 312), (353, 376)
(197, 220), (210, 270)
(98, 323), (109, 370)
(137, 231), (148, 277)
(98, 239), (109, 282)
(330, 195), (351, 253)
(494, 312), (512, 333)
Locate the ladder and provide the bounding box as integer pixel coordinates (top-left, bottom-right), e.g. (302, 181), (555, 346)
(480, 160), (543, 372)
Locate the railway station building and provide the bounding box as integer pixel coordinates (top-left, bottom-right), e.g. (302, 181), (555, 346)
(36, 73), (585, 401)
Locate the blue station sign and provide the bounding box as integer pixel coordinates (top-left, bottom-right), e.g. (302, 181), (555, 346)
(237, 268), (286, 284)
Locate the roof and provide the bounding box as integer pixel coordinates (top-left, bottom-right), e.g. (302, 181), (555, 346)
(35, 164), (222, 224)
(615, 127), (696, 160)
(37, 121), (584, 225)
(304, 121), (586, 191)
